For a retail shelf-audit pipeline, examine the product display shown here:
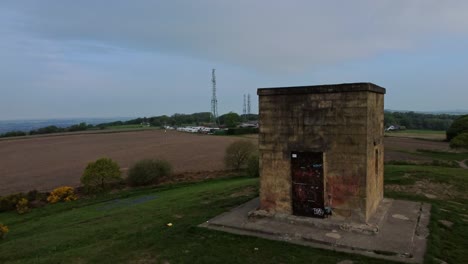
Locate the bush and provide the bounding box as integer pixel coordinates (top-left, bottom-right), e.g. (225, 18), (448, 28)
(213, 129), (227, 135)
(430, 159), (460, 168)
(29, 125), (64, 135)
(47, 186), (78, 204)
(0, 193), (26, 212)
(16, 198), (30, 214)
(25, 189), (47, 202)
(0, 130), (27, 138)
(127, 159), (173, 186)
(446, 115), (468, 141)
(224, 140), (256, 170)
(81, 158), (122, 193)
(226, 127), (259, 135)
(449, 133), (468, 149)
(247, 154), (260, 177)
(0, 223), (8, 239)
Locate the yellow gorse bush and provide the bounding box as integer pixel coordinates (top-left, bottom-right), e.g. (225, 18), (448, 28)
(0, 223), (8, 239)
(47, 186), (78, 204)
(16, 198), (30, 214)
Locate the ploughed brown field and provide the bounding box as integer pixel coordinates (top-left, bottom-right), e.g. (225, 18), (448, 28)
(0, 130), (450, 196)
(0, 130), (252, 196)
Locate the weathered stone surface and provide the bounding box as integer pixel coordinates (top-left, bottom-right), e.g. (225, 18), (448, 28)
(202, 197), (430, 263)
(258, 82), (386, 222)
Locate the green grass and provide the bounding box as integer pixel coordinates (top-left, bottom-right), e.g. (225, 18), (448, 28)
(387, 148), (468, 164)
(391, 129), (446, 134)
(1, 165), (467, 263)
(414, 149), (468, 161)
(0, 177), (392, 264)
(385, 165), (468, 190)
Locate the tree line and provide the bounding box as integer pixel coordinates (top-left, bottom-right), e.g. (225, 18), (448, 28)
(1, 111), (459, 139)
(384, 111), (457, 130)
(1, 122), (92, 138)
(97, 112), (258, 128)
(0, 112), (259, 138)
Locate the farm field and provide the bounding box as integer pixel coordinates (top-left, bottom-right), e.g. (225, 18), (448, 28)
(385, 129), (446, 141)
(0, 130), (252, 196)
(1, 130), (465, 196)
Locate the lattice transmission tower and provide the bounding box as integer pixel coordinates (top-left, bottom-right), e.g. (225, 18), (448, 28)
(247, 94), (251, 117)
(210, 69), (218, 125)
(243, 94), (247, 119)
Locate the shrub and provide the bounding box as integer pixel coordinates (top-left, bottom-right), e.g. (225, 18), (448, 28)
(446, 115), (468, 141)
(430, 160), (459, 168)
(213, 129), (227, 135)
(0, 223), (8, 239)
(224, 140), (256, 170)
(247, 154), (260, 177)
(47, 186), (78, 204)
(385, 160), (418, 166)
(26, 190), (39, 201)
(226, 127), (259, 135)
(81, 158), (122, 193)
(449, 133), (468, 149)
(0, 193), (26, 212)
(127, 159), (173, 186)
(16, 198), (30, 214)
(0, 130), (27, 138)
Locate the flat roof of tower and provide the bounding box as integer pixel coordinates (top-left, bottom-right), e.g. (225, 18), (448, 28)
(257, 82), (386, 96)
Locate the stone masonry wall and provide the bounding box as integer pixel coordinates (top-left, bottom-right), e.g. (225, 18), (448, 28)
(258, 83), (385, 222)
(365, 92), (385, 218)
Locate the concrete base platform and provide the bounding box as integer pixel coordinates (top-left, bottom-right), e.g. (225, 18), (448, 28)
(200, 198), (431, 263)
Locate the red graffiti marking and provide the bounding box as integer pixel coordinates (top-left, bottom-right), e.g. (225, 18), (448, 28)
(326, 176), (360, 207)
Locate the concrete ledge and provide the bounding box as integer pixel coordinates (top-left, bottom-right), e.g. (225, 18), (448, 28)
(200, 197), (430, 263)
(257, 83), (386, 96)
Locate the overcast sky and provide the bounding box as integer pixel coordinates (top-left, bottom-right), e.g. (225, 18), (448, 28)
(1, 0), (467, 120)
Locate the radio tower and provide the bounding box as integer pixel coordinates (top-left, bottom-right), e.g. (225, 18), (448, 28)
(247, 94), (251, 118)
(243, 94), (247, 120)
(210, 69), (218, 125)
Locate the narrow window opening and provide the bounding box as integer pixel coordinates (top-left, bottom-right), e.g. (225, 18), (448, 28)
(375, 149), (379, 176)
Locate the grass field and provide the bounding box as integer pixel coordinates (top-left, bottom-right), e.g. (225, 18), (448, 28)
(385, 129), (446, 141)
(1, 164), (467, 264)
(386, 148), (468, 166)
(0, 177), (392, 264)
(384, 165), (468, 264)
(103, 124), (157, 130)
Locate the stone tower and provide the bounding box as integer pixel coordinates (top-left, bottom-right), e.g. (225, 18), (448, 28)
(257, 83), (385, 222)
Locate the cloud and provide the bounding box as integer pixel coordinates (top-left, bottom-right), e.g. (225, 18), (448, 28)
(5, 0), (468, 72)
(1, 1), (468, 119)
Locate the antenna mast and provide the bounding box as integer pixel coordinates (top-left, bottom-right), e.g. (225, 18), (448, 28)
(247, 94), (251, 118)
(243, 94), (247, 120)
(210, 69), (218, 125)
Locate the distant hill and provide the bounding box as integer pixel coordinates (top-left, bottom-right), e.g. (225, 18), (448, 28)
(0, 117), (132, 134)
(385, 109), (468, 115)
